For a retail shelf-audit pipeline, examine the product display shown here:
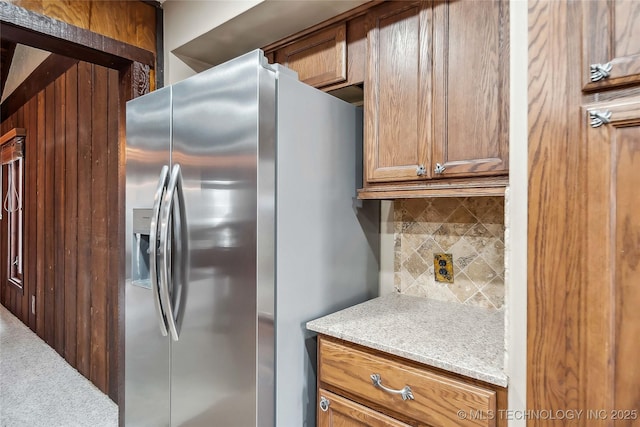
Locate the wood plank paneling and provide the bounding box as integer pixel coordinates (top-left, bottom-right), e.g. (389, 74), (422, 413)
(53, 72), (66, 355)
(106, 68), (119, 402)
(64, 64), (78, 366)
(76, 60), (93, 379)
(90, 64), (108, 392)
(0, 59), (121, 401)
(26, 95), (38, 330)
(35, 90), (45, 337)
(43, 82), (55, 347)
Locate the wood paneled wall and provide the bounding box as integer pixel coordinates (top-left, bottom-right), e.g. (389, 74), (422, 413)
(5, 0), (156, 54)
(0, 60), (120, 401)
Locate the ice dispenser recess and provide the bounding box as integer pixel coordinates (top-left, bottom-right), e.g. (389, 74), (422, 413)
(132, 208), (153, 289)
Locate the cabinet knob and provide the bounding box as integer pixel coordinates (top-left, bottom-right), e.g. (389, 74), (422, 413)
(416, 165), (426, 176)
(590, 62), (612, 82)
(589, 110), (612, 128)
(319, 396), (330, 412)
(434, 163), (446, 174)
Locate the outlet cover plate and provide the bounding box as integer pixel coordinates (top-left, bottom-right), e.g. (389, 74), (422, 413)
(434, 253), (454, 283)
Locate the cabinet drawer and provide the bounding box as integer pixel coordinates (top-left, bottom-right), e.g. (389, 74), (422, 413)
(318, 388), (411, 427)
(319, 337), (496, 427)
(273, 23), (347, 88)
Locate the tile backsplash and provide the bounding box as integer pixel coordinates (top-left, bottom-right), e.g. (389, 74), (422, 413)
(394, 197), (505, 310)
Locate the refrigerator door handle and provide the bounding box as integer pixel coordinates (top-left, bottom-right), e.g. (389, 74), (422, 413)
(150, 165), (170, 337)
(159, 163), (188, 341)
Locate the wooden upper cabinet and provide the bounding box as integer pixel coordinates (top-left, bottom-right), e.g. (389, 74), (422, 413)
(364, 1), (432, 183)
(361, 0), (509, 197)
(431, 0), (509, 178)
(582, 1), (640, 91)
(273, 24), (347, 88)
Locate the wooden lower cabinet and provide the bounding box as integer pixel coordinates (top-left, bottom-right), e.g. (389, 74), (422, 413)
(317, 336), (507, 427)
(583, 96), (640, 422)
(318, 389), (411, 427)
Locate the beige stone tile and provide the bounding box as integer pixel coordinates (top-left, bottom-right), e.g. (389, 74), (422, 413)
(419, 277), (458, 303)
(403, 283), (429, 298)
(464, 257), (498, 288)
(415, 237), (445, 265)
(394, 271), (402, 291)
(449, 238), (479, 270)
(465, 222), (492, 238)
(466, 291), (496, 309)
(393, 200), (403, 222)
(431, 198), (461, 219)
(432, 230), (460, 252)
(448, 206), (477, 224)
(399, 269), (415, 293)
(481, 276), (505, 309)
(402, 252), (429, 280)
(484, 223), (505, 239)
(447, 271), (478, 303)
(480, 239), (505, 275)
(402, 199), (428, 221)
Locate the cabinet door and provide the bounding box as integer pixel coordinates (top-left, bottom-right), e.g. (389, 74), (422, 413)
(431, 0), (509, 178)
(582, 1), (640, 91)
(318, 389), (411, 427)
(583, 97), (640, 419)
(364, 1), (432, 183)
(274, 24), (347, 88)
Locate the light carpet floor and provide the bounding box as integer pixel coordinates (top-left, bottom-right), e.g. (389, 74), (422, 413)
(0, 304), (118, 427)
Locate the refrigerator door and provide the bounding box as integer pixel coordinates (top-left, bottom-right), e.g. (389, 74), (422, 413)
(170, 50), (275, 426)
(125, 86), (173, 427)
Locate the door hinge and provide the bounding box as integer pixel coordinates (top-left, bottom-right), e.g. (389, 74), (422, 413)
(32, 295), (35, 315)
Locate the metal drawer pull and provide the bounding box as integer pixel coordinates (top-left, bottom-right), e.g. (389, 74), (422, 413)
(590, 62), (612, 82)
(434, 163), (446, 174)
(370, 373), (415, 401)
(416, 164), (426, 176)
(319, 396), (330, 412)
(589, 110), (612, 128)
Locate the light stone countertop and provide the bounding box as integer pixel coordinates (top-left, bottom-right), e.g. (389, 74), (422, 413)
(306, 292), (508, 387)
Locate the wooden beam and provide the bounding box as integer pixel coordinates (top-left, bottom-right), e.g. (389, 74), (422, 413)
(1, 38), (16, 96)
(1, 54), (78, 121)
(0, 2), (154, 69)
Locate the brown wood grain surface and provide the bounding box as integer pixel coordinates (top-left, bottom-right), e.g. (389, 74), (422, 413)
(528, 1), (587, 425)
(582, 1), (640, 91)
(319, 337), (496, 427)
(53, 72), (66, 355)
(43, 82), (55, 347)
(0, 59), (121, 400)
(64, 64), (78, 367)
(8, 0), (156, 54)
(365, 1), (431, 184)
(275, 23), (347, 88)
(90, 64), (108, 393)
(75, 60), (93, 380)
(318, 388), (412, 427)
(431, 0), (509, 178)
(583, 97), (640, 427)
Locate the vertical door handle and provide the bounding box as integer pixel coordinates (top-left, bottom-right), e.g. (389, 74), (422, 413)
(159, 164), (188, 341)
(150, 165), (170, 337)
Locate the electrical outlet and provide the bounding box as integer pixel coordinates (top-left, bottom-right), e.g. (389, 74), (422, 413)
(434, 253), (454, 283)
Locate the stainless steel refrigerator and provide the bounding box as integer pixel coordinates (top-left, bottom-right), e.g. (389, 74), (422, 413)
(124, 50), (379, 427)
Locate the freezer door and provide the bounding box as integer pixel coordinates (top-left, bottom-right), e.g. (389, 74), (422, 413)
(125, 86), (172, 427)
(170, 50), (275, 426)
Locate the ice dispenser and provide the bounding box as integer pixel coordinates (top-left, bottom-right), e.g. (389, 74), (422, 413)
(132, 208), (153, 289)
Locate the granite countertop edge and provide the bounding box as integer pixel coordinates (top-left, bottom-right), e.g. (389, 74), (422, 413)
(307, 293), (508, 388)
